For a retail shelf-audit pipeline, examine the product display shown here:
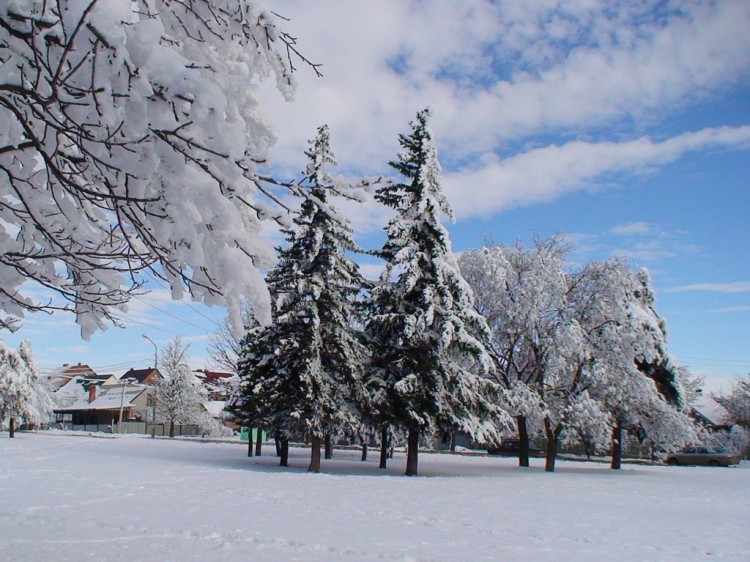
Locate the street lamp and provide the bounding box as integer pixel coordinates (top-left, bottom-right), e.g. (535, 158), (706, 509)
(142, 334), (158, 369)
(118, 377), (137, 433)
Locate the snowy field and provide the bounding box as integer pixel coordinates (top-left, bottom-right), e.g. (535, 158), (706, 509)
(1, 433), (748, 561)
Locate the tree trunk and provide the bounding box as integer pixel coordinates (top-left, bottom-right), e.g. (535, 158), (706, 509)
(9, 417), (15, 439)
(247, 427), (254, 458)
(324, 434), (333, 459)
(379, 426), (388, 469)
(279, 438), (289, 467)
(517, 415), (530, 467)
(611, 424), (623, 470)
(544, 417), (558, 473)
(449, 431), (457, 453)
(169, 420), (175, 439)
(361, 437), (368, 462)
(308, 435), (321, 473)
(274, 435), (282, 457)
(405, 428), (419, 476)
(255, 427), (263, 456)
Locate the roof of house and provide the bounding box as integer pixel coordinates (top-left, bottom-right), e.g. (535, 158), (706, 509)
(693, 396), (732, 427)
(205, 401), (227, 417)
(194, 370), (234, 385)
(44, 363), (99, 389)
(121, 368), (161, 384)
(56, 383), (147, 411)
(53, 374), (119, 408)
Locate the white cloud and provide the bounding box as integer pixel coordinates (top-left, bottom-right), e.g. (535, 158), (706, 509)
(357, 262), (386, 281)
(707, 306), (750, 314)
(670, 282), (750, 294)
(444, 125), (750, 220)
(253, 1), (750, 236)
(610, 222), (654, 236)
(264, 0), (750, 165)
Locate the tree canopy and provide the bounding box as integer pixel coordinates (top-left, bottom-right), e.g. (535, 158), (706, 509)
(0, 0), (315, 337)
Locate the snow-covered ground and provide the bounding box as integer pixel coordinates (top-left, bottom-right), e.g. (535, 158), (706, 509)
(1, 433), (748, 561)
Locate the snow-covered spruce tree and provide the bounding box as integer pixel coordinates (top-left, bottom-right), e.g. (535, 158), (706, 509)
(0, 0), (317, 336)
(0, 340), (54, 437)
(233, 126), (368, 473)
(366, 109), (506, 476)
(458, 237), (570, 467)
(154, 338), (211, 438)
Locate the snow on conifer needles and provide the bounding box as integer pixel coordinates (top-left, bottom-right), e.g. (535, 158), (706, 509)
(365, 109), (509, 476)
(226, 110), (702, 477)
(232, 125), (369, 473)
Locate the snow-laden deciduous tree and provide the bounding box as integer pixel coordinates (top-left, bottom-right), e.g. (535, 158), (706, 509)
(550, 259), (694, 471)
(462, 242), (695, 472)
(0, 340), (54, 437)
(0, 0), (316, 337)
(712, 375), (750, 456)
(713, 374), (750, 429)
(458, 237), (570, 467)
(207, 303), (258, 375)
(233, 125), (369, 472)
(366, 109), (507, 476)
(153, 338), (210, 437)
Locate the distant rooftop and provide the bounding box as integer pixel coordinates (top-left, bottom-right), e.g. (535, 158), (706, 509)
(194, 369), (234, 385)
(121, 368), (161, 384)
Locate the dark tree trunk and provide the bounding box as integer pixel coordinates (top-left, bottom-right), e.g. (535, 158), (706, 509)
(611, 424), (623, 470)
(275, 435), (282, 457)
(544, 417), (558, 473)
(247, 427), (254, 457)
(449, 431), (457, 453)
(517, 415), (530, 468)
(324, 434), (333, 459)
(361, 437), (368, 461)
(580, 432), (593, 459)
(379, 426), (388, 469)
(308, 435), (321, 473)
(169, 420), (175, 439)
(405, 428), (419, 476)
(255, 427), (263, 456)
(9, 417), (15, 438)
(279, 438), (289, 467)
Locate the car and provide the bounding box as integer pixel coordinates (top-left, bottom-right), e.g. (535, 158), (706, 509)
(487, 438), (545, 457)
(664, 446), (740, 467)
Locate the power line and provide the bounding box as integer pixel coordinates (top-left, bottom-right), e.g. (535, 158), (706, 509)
(129, 294), (217, 333)
(145, 273), (224, 329)
(110, 313), (210, 339)
(679, 355), (750, 365)
(40, 357), (153, 374)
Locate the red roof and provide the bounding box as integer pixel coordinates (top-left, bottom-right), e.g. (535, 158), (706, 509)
(121, 368), (161, 384)
(194, 369), (234, 384)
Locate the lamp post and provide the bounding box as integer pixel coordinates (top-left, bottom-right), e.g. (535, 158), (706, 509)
(117, 378), (137, 433)
(142, 334), (158, 369)
(141, 334), (159, 436)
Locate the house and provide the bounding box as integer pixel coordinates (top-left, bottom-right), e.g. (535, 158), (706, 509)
(44, 363), (100, 390)
(54, 379), (152, 427)
(120, 367), (162, 385)
(53, 373), (118, 409)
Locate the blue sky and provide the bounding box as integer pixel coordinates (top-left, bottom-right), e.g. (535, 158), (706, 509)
(5, 0), (750, 392)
